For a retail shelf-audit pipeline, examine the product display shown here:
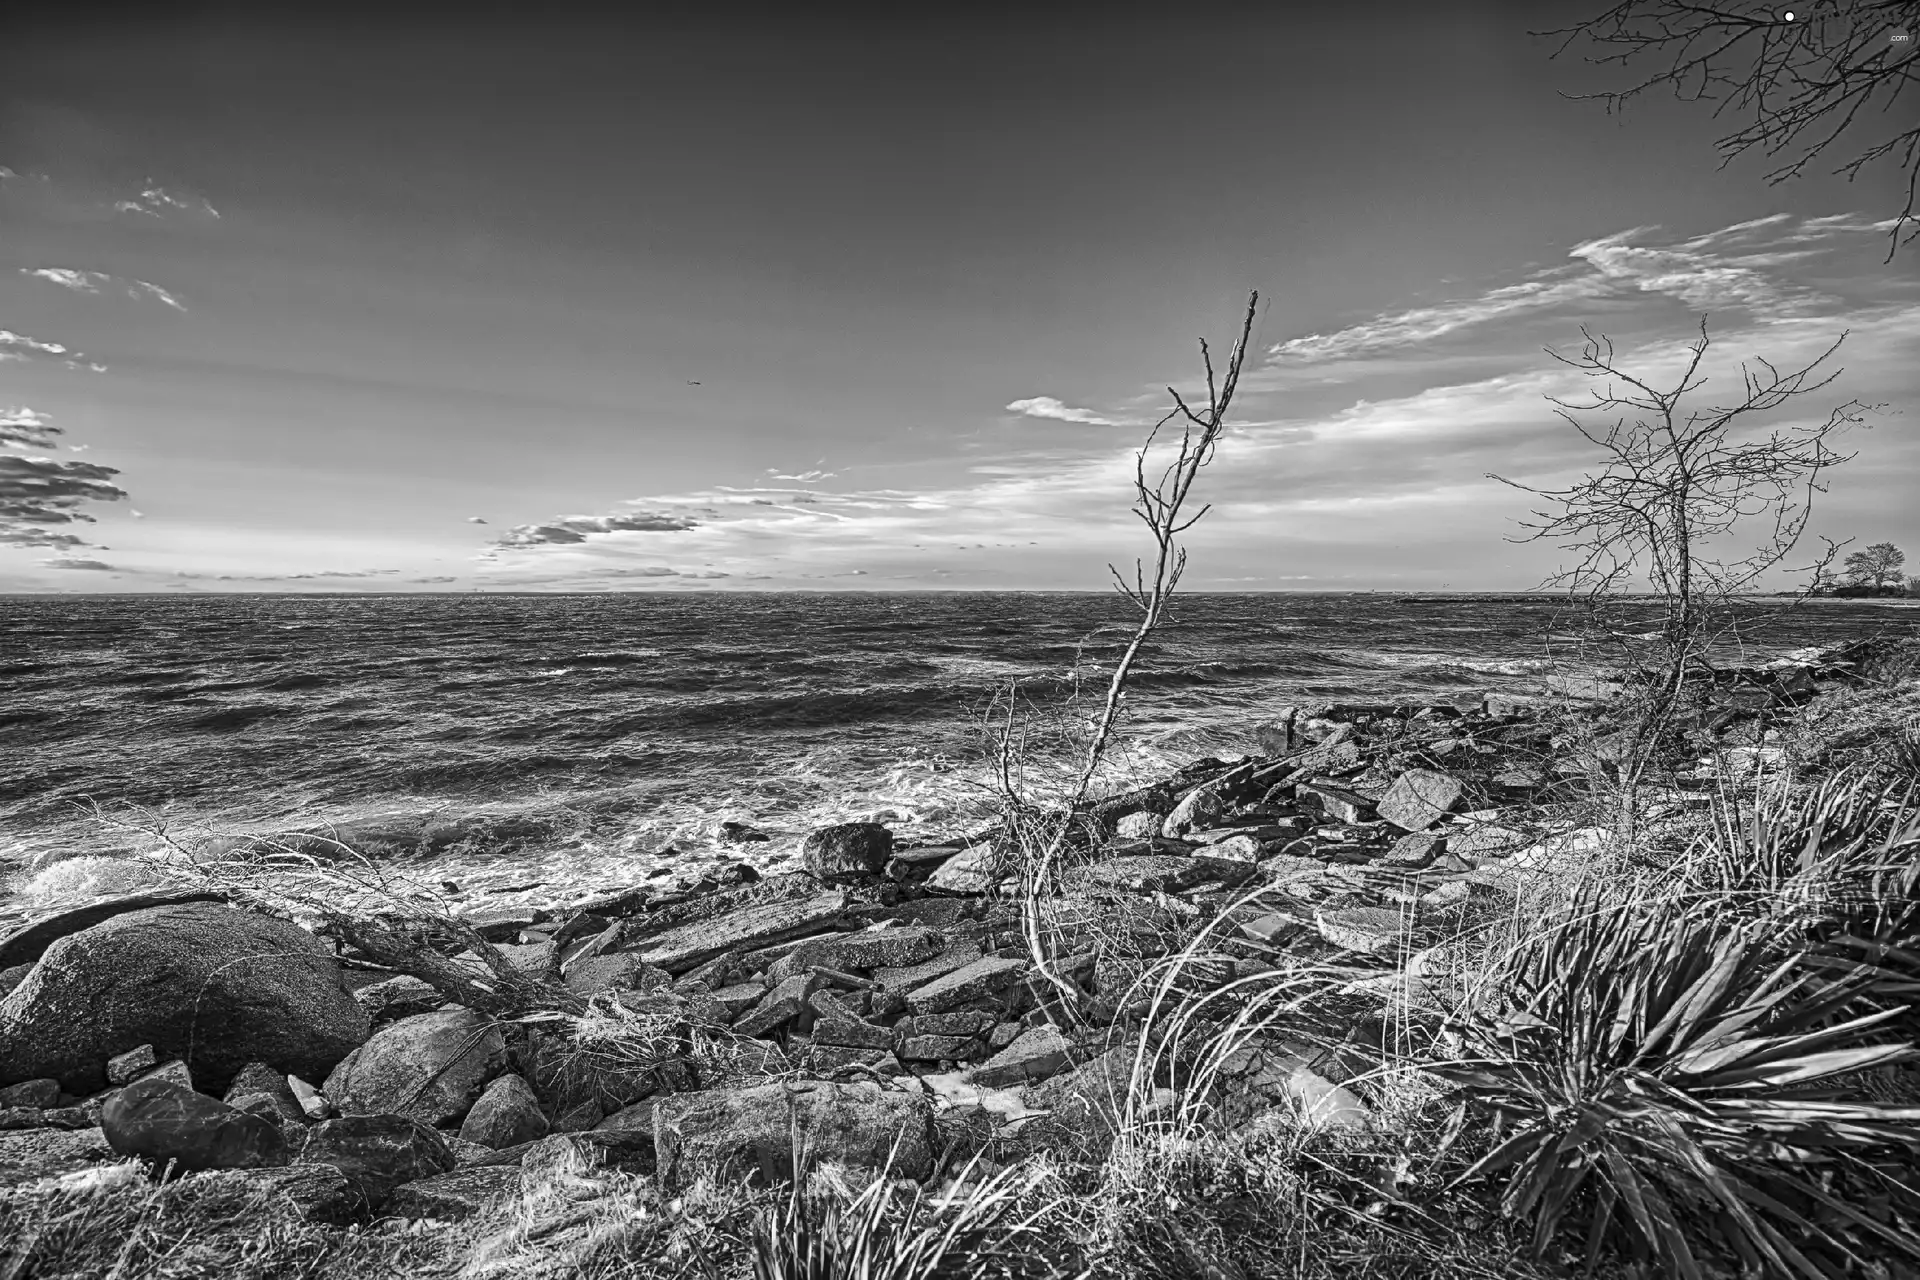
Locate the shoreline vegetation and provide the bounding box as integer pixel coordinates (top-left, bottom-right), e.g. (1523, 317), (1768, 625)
(0, 633), (1916, 1279)
(3, 303), (1917, 1280)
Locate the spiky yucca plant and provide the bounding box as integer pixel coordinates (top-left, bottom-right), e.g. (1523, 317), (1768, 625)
(1680, 769), (1920, 928)
(1432, 890), (1920, 1279)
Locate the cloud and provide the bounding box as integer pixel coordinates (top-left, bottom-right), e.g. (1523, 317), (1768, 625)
(492, 511), (699, 547)
(0, 529), (87, 549)
(764, 467), (837, 482)
(285, 569), (399, 580)
(1266, 214), (1892, 365)
(114, 182), (220, 221)
(466, 515), (488, 524)
(588, 565), (680, 577)
(23, 267), (108, 293)
(412, 575), (458, 583)
(1, 406), (62, 451)
(0, 455), (128, 541)
(130, 281), (187, 311)
(1005, 396), (1124, 426)
(41, 557), (116, 571)
(0, 328), (102, 372)
(21, 268), (188, 311)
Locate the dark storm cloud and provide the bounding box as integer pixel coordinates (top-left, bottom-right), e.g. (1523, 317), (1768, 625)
(493, 512), (700, 547)
(0, 455), (129, 546)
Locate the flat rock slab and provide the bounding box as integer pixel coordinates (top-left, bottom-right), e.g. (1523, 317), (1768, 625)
(905, 956), (1027, 1015)
(1314, 907), (1413, 956)
(1449, 824), (1530, 861)
(386, 1164), (522, 1220)
(923, 845), (1006, 895)
(1377, 770), (1464, 832)
(1070, 855), (1256, 894)
(872, 943), (984, 991)
(653, 1080), (934, 1186)
(632, 891), (849, 973)
(767, 926), (945, 982)
(969, 1026), (1075, 1088)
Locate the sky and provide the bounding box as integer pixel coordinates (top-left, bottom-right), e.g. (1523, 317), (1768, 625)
(2, 4), (1915, 594)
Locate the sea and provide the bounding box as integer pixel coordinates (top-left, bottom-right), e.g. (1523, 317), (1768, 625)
(3, 592), (1912, 910)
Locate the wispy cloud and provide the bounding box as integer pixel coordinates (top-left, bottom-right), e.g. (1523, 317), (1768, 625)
(0, 329), (105, 372)
(41, 557), (116, 571)
(21, 267), (189, 311)
(466, 516), (488, 524)
(764, 467), (837, 482)
(1005, 396), (1126, 426)
(114, 181), (220, 221)
(1266, 214), (1893, 366)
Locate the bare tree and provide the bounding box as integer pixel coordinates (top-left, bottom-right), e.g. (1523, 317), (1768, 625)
(1541, 2), (1920, 259)
(996, 293), (1260, 1006)
(1844, 539), (1908, 588)
(1491, 317), (1871, 819)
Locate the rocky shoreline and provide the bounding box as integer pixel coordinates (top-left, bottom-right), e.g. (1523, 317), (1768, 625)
(0, 637), (1906, 1267)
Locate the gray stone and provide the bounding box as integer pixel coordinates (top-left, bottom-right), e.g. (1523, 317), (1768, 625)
(922, 845), (1007, 895)
(765, 926), (944, 982)
(710, 982), (766, 1020)
(0, 903), (369, 1096)
(1070, 855), (1257, 894)
(1114, 812), (1159, 839)
(296, 1112), (455, 1206)
(1381, 832), (1443, 867)
(322, 1008), (506, 1126)
(133, 1059), (193, 1091)
(905, 956), (1026, 1015)
(351, 974), (446, 1021)
(458, 1073), (549, 1149)
(872, 943), (984, 992)
(0, 964), (30, 999)
(101, 1077), (289, 1172)
(1449, 823), (1530, 861)
(1203, 834), (1265, 862)
(0, 1126), (119, 1189)
(894, 1010), (994, 1039)
(461, 907), (544, 942)
(1377, 770), (1465, 832)
(632, 892), (849, 973)
(812, 1018), (892, 1050)
(1297, 784), (1374, 825)
(1314, 907), (1413, 956)
(653, 1080), (934, 1186)
(969, 1026), (1075, 1087)
(802, 823), (894, 883)
(1160, 787), (1225, 839)
(222, 1062), (307, 1125)
(386, 1164), (522, 1220)
(0, 1078), (58, 1109)
(734, 973), (819, 1037)
(564, 952), (674, 998)
(98, 1045), (154, 1097)
(897, 1033), (979, 1060)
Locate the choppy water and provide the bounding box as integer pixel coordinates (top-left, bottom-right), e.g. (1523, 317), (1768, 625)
(2, 592), (1909, 902)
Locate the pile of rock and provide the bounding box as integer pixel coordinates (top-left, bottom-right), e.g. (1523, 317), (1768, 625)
(1, 644), (1875, 1224)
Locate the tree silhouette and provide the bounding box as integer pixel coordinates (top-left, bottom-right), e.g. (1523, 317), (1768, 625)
(1543, 2), (1920, 259)
(1843, 539), (1907, 587)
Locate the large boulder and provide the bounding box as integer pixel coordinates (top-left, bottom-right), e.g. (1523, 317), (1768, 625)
(0, 902), (370, 1095)
(801, 823), (894, 883)
(653, 1080), (934, 1186)
(322, 1008), (506, 1126)
(100, 1076), (289, 1172)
